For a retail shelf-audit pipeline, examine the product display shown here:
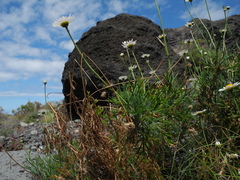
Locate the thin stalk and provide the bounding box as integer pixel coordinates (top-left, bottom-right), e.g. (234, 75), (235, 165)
(44, 82), (47, 105)
(184, 1), (207, 42)
(154, 0), (171, 69)
(132, 51), (143, 78)
(204, 0), (215, 42)
(190, 29), (201, 53)
(189, 2), (216, 49)
(65, 27), (108, 87)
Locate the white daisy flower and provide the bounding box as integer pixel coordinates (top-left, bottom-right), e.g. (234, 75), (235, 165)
(215, 141), (221, 147)
(158, 34), (167, 39)
(191, 109), (207, 116)
(218, 82), (240, 92)
(184, 39), (193, 44)
(118, 76), (128, 81)
(185, 0), (193, 2)
(149, 70), (156, 75)
(52, 14), (75, 28)
(178, 49), (188, 56)
(223, 6), (230, 11)
(219, 29), (227, 33)
(128, 65), (137, 71)
(43, 80), (47, 84)
(185, 22), (194, 28)
(122, 39), (137, 49)
(120, 53), (124, 57)
(141, 54), (150, 58)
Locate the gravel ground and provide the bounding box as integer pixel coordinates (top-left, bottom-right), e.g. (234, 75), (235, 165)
(0, 150), (40, 180)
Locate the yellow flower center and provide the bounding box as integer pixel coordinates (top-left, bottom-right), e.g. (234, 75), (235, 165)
(60, 21), (69, 28)
(127, 43), (134, 48)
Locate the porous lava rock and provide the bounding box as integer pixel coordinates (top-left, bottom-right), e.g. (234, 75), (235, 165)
(62, 13), (240, 118)
(62, 13), (182, 119)
(165, 14), (240, 54)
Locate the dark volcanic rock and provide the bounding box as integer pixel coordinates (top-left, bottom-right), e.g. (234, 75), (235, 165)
(62, 13), (182, 118)
(165, 14), (240, 53)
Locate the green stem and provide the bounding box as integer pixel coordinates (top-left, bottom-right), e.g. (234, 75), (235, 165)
(132, 51), (143, 78)
(154, 0), (171, 69)
(44, 83), (47, 105)
(190, 3), (216, 49)
(65, 27), (108, 86)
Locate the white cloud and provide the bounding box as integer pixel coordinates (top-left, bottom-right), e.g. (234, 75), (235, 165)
(0, 91), (43, 97)
(0, 0), (167, 84)
(0, 55), (64, 82)
(109, 0), (126, 13)
(60, 40), (74, 51)
(5, 58), (64, 75)
(34, 27), (56, 45)
(180, 0), (236, 21)
(0, 72), (19, 82)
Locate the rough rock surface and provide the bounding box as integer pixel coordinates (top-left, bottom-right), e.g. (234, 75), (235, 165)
(62, 13), (182, 118)
(0, 150), (39, 180)
(165, 14), (240, 54)
(0, 121), (47, 180)
(62, 13), (240, 118)
(0, 119), (81, 179)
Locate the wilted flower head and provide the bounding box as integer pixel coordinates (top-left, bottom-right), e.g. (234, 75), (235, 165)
(122, 39), (137, 49)
(223, 6), (230, 11)
(52, 14), (75, 28)
(118, 76), (128, 81)
(218, 82), (240, 92)
(141, 54), (150, 58)
(120, 53), (124, 57)
(226, 153), (239, 159)
(192, 109), (207, 116)
(188, 127), (198, 135)
(185, 0), (193, 2)
(185, 22), (194, 28)
(123, 122), (135, 132)
(43, 80), (47, 84)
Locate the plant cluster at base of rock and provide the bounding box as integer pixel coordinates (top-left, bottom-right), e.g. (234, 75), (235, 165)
(24, 1), (240, 179)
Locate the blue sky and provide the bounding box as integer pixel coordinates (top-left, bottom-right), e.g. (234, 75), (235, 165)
(0, 0), (239, 114)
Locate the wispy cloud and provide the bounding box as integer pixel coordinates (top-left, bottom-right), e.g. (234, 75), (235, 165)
(180, 0), (237, 21)
(5, 0), (239, 113)
(0, 91), (44, 97)
(0, 90), (63, 98)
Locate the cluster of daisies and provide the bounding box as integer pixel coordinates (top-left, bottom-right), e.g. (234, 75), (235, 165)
(52, 14), (239, 117)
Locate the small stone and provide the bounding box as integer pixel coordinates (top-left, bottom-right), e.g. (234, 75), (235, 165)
(74, 119), (81, 123)
(30, 130), (38, 135)
(20, 122), (28, 127)
(13, 131), (19, 138)
(31, 146), (38, 151)
(23, 144), (31, 150)
(0, 136), (6, 145)
(74, 129), (79, 134)
(29, 122), (34, 126)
